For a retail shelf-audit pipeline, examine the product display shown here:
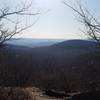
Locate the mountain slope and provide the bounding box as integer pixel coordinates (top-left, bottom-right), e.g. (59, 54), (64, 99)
(51, 39), (98, 50)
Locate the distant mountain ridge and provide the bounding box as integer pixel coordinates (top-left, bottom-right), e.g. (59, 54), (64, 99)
(51, 39), (98, 49)
(6, 38), (65, 48)
(6, 38), (98, 49)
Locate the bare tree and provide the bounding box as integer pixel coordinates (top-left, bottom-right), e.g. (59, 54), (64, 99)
(0, 0), (39, 46)
(64, 0), (100, 45)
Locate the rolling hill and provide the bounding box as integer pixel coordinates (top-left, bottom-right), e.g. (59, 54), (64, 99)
(0, 39), (100, 92)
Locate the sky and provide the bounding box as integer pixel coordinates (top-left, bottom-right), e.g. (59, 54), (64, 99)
(1, 0), (100, 39)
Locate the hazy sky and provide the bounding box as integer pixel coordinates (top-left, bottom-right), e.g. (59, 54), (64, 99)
(1, 0), (100, 39)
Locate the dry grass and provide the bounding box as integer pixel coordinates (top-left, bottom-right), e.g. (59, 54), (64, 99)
(0, 87), (36, 100)
(0, 87), (64, 100)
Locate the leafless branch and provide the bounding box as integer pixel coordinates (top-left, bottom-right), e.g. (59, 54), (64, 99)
(64, 0), (100, 45)
(0, 0), (40, 46)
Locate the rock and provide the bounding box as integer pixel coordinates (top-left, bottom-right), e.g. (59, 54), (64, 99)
(44, 89), (70, 98)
